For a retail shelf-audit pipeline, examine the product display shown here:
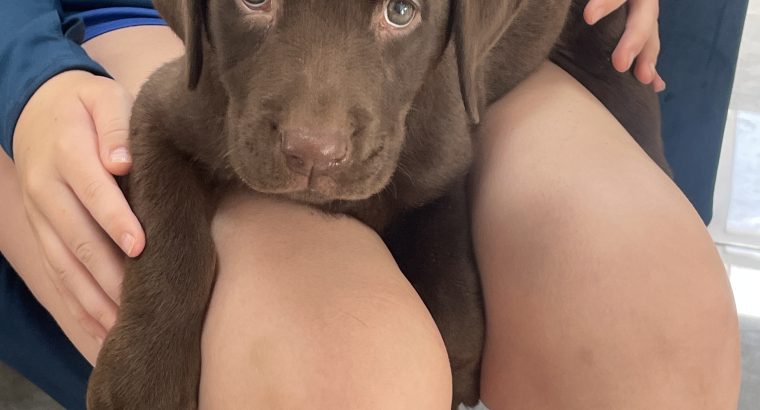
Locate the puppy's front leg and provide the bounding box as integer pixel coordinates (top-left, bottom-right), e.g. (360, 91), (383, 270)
(87, 138), (216, 410)
(384, 177), (485, 409)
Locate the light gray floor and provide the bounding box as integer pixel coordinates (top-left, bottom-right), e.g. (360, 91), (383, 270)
(2, 3), (760, 409)
(0, 362), (62, 410)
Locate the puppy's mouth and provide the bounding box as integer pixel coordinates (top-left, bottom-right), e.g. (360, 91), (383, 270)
(237, 154), (394, 205)
(242, 177), (376, 206)
(283, 173), (341, 203)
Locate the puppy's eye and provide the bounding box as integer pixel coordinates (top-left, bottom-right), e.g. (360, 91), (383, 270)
(385, 0), (417, 28)
(244, 0), (271, 10)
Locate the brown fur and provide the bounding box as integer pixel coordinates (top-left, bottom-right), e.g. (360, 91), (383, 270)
(87, 1), (669, 409)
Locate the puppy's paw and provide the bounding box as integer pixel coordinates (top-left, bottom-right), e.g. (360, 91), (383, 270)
(87, 323), (201, 410)
(451, 355), (482, 409)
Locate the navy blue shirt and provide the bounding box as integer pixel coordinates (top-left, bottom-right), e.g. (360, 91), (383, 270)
(0, 1), (157, 158)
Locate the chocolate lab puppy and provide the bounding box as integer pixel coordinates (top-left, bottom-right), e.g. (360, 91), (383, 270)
(87, 0), (669, 408)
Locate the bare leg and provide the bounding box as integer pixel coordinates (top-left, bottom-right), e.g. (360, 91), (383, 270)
(473, 62), (741, 409)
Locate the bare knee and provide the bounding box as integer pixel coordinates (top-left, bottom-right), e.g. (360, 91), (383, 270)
(199, 194), (452, 409)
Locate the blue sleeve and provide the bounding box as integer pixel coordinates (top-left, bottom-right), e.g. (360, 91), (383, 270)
(0, 0), (111, 159)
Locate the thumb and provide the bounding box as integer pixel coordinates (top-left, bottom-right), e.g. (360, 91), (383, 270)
(80, 77), (135, 176)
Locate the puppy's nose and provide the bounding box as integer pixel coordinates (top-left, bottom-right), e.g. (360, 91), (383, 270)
(281, 129), (348, 175)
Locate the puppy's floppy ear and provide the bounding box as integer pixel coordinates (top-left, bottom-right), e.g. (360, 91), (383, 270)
(451, 0), (521, 124)
(153, 0), (210, 89)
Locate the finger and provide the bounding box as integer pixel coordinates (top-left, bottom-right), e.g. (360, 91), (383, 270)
(612, 0), (659, 72)
(55, 127), (145, 258)
(584, 0), (627, 25)
(633, 29), (661, 84)
(80, 77), (135, 177)
(654, 73), (667, 92)
(44, 258), (109, 344)
(30, 210), (119, 332)
(35, 183), (126, 303)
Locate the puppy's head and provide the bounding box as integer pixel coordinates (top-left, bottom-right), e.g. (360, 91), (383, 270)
(155, 0), (518, 204)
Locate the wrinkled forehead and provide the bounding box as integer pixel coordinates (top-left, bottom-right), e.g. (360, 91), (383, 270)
(274, 1), (381, 38)
(280, 0), (384, 20)
(212, 0), (447, 32)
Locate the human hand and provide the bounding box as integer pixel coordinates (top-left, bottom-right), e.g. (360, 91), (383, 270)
(584, 0), (666, 92)
(13, 70), (146, 343)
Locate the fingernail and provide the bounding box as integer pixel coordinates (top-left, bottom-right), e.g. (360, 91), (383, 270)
(120, 233), (135, 256)
(110, 147), (131, 163)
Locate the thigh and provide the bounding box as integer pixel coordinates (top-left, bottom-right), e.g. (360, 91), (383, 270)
(472, 62), (741, 409)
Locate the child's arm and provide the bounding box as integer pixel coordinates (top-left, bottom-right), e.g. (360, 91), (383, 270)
(584, 0), (666, 92)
